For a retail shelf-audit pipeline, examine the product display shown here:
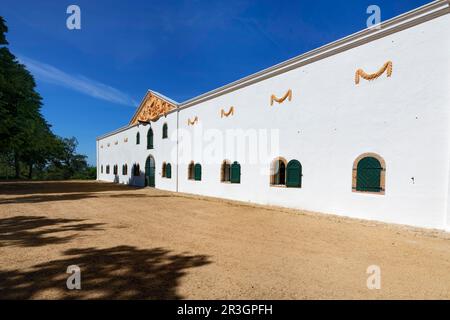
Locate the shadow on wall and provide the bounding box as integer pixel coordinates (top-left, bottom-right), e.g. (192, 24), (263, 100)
(127, 167), (146, 187)
(0, 215), (105, 248)
(0, 245), (211, 299)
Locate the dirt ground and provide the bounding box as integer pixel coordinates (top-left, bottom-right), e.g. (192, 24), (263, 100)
(0, 180), (450, 299)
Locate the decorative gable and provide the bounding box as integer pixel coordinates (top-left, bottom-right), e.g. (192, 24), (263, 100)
(130, 91), (177, 125)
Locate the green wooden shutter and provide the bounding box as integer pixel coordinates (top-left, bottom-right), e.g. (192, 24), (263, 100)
(147, 129), (153, 149)
(163, 124), (168, 139)
(356, 157), (382, 192)
(286, 160), (302, 188)
(166, 163), (171, 179)
(230, 162), (241, 184)
(194, 164), (202, 181)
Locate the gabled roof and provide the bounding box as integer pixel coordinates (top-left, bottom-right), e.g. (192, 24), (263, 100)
(150, 90), (179, 106)
(129, 90), (178, 125)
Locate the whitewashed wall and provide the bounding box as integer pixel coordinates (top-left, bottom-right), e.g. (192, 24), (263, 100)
(177, 14), (450, 230)
(98, 13), (450, 230)
(97, 112), (178, 192)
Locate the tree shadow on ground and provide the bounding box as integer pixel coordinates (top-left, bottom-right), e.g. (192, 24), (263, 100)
(0, 192), (174, 204)
(0, 181), (139, 196)
(108, 194), (173, 199)
(0, 215), (105, 247)
(0, 193), (100, 204)
(0, 246), (211, 299)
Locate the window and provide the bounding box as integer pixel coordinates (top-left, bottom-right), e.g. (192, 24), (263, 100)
(353, 154), (385, 194)
(113, 165), (118, 175)
(122, 164), (128, 175)
(194, 163), (202, 181)
(270, 158), (286, 186)
(106, 165), (110, 174)
(162, 123), (168, 139)
(221, 160), (231, 182)
(101, 165), (103, 174)
(147, 128), (154, 149)
(270, 158), (302, 187)
(166, 163), (172, 179)
(133, 163), (140, 176)
(136, 132), (140, 145)
(286, 160), (302, 188)
(162, 162), (167, 178)
(230, 161), (241, 184)
(188, 161), (195, 180)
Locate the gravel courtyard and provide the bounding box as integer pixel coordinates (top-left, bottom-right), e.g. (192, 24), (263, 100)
(0, 180), (449, 299)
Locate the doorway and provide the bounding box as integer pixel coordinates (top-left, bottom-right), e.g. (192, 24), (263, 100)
(145, 155), (155, 187)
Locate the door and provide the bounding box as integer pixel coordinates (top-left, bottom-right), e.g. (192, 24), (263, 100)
(145, 155), (155, 187)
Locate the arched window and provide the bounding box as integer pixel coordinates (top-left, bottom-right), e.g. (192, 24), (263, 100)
(230, 161), (241, 184)
(162, 123), (168, 139)
(136, 132), (140, 145)
(188, 161), (195, 180)
(352, 153), (386, 194)
(194, 163), (202, 181)
(270, 158), (286, 186)
(147, 128), (153, 149)
(133, 163), (140, 176)
(221, 160), (231, 182)
(166, 163), (172, 179)
(113, 165), (118, 175)
(101, 165), (103, 174)
(106, 165), (110, 174)
(122, 164), (128, 175)
(162, 162), (167, 178)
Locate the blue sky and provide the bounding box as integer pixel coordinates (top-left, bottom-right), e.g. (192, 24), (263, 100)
(2, 0), (430, 164)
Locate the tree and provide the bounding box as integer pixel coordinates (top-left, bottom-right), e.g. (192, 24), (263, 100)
(0, 17), (94, 180)
(0, 17), (8, 45)
(1, 17), (41, 176)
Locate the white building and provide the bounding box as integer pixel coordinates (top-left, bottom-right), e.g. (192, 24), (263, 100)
(97, 0), (450, 231)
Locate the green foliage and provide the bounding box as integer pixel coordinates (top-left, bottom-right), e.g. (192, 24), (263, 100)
(0, 17), (8, 45)
(0, 16), (94, 180)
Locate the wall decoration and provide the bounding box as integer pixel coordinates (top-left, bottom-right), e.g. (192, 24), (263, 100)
(271, 89), (292, 106)
(221, 106), (235, 118)
(187, 116), (198, 126)
(130, 91), (176, 124)
(355, 61), (393, 85)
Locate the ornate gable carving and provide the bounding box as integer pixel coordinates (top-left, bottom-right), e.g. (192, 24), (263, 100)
(131, 92), (176, 124)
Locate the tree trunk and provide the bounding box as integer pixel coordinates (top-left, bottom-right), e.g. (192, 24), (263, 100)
(14, 153), (20, 179)
(28, 163), (33, 180)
